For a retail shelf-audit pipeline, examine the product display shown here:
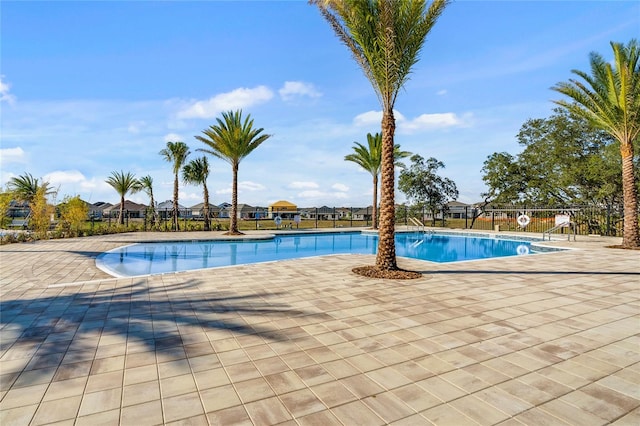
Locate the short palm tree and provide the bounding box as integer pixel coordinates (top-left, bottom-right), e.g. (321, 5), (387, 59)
(195, 110), (271, 235)
(135, 175), (158, 227)
(7, 173), (53, 203)
(160, 141), (191, 231)
(105, 170), (139, 225)
(552, 39), (639, 248)
(182, 156), (212, 231)
(314, 0), (450, 274)
(345, 132), (411, 229)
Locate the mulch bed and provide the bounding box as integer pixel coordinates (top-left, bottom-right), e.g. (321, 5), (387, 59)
(352, 265), (423, 280)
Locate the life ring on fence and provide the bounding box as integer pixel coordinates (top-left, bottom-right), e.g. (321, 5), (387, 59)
(517, 214), (530, 227)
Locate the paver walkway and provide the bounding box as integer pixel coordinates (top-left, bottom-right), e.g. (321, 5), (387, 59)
(0, 230), (638, 425)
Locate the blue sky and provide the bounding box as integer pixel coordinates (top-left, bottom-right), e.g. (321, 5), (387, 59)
(1, 1), (638, 208)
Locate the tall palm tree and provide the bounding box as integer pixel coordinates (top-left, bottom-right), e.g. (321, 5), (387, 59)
(135, 175), (158, 227)
(182, 156), (212, 231)
(552, 39), (639, 248)
(345, 132), (410, 229)
(7, 173), (53, 203)
(195, 110), (271, 235)
(314, 0), (450, 273)
(160, 141), (190, 231)
(105, 170), (139, 225)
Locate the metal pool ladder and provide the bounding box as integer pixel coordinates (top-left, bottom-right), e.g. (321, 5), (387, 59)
(409, 217), (426, 233)
(542, 221), (576, 241)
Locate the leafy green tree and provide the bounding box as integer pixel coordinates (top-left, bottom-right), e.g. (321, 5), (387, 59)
(481, 152), (527, 205)
(57, 195), (89, 236)
(182, 156), (212, 231)
(345, 132), (410, 229)
(160, 141), (191, 231)
(30, 185), (55, 239)
(552, 39), (639, 248)
(313, 0), (450, 273)
(105, 170), (139, 225)
(135, 175), (158, 228)
(399, 154), (458, 225)
(0, 190), (12, 228)
(195, 110), (271, 235)
(481, 109), (630, 207)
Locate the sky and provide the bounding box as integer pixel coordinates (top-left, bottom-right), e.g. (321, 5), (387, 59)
(1, 1), (638, 209)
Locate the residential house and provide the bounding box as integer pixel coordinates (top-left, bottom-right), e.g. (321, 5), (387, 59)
(189, 203), (221, 219)
(103, 200), (148, 219)
(268, 200), (297, 219)
(157, 200), (190, 219)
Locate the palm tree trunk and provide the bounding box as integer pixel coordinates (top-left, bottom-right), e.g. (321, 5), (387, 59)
(230, 163), (239, 234)
(203, 183), (210, 232)
(620, 143), (639, 248)
(173, 174), (179, 231)
(119, 195), (125, 225)
(372, 174), (378, 230)
(149, 194), (156, 226)
(376, 109), (398, 270)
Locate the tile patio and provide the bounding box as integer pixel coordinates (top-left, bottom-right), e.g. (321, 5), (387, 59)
(0, 229), (638, 425)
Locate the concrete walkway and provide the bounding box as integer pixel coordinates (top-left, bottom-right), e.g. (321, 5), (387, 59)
(0, 230), (638, 425)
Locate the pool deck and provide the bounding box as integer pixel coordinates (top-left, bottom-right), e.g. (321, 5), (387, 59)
(0, 228), (638, 425)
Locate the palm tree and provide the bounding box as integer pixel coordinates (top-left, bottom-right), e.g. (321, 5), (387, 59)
(552, 40), (639, 248)
(135, 175), (158, 227)
(182, 156), (212, 231)
(345, 132), (411, 229)
(195, 110), (271, 235)
(105, 170), (139, 225)
(160, 141), (191, 231)
(314, 0), (450, 273)
(7, 173), (53, 203)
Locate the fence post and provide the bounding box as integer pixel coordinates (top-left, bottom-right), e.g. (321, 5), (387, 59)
(333, 207), (336, 228)
(465, 206), (468, 229)
(350, 207), (353, 227)
(606, 204), (612, 236)
(315, 208), (318, 229)
(491, 210), (495, 230)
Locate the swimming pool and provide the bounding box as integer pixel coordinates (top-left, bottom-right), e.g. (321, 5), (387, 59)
(96, 231), (538, 277)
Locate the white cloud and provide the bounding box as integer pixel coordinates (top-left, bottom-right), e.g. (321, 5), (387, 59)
(0, 147), (26, 164)
(177, 86), (274, 119)
(353, 110), (382, 128)
(41, 170), (113, 200)
(297, 189), (348, 200)
(0, 76), (16, 105)
(400, 112), (465, 133)
(44, 170), (87, 185)
(239, 181), (266, 191)
(437, 89), (448, 96)
(164, 133), (184, 142)
(215, 181), (266, 196)
(279, 81), (322, 101)
(179, 191), (201, 202)
(288, 181), (319, 189)
(354, 110), (469, 134)
(332, 183), (349, 192)
(127, 121), (146, 134)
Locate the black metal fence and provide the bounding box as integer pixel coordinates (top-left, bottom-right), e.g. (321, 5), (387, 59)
(91, 204), (629, 237)
(395, 204), (627, 237)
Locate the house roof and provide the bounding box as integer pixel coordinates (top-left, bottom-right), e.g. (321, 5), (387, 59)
(157, 200), (187, 209)
(447, 201), (470, 207)
(269, 200), (297, 209)
(104, 200), (147, 212)
(190, 203), (220, 211)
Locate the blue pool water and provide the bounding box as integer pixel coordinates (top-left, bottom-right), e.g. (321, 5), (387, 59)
(97, 232), (536, 277)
